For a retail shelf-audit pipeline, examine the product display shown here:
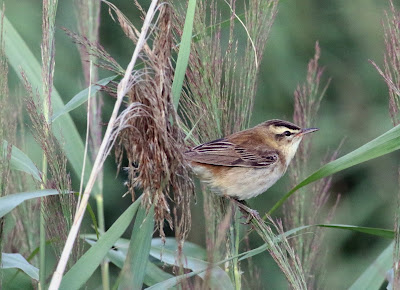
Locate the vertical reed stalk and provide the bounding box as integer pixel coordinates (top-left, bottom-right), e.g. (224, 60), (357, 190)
(73, 1), (107, 285)
(39, 0), (58, 287)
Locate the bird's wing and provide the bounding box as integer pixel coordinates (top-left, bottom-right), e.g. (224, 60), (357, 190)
(185, 138), (279, 167)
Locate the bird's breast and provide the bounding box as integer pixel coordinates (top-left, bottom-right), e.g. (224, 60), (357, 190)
(189, 161), (286, 200)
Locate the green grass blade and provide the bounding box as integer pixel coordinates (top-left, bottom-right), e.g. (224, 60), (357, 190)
(51, 75), (117, 122)
(240, 224), (393, 262)
(2, 12), (94, 189)
(0, 189), (58, 218)
(59, 197), (142, 290)
(269, 123), (400, 215)
(317, 224), (394, 239)
(1, 253), (39, 281)
(118, 205), (155, 290)
(171, 0), (196, 109)
(3, 140), (41, 181)
(348, 242), (393, 290)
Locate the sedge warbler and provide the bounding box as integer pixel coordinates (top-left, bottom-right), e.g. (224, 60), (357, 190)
(185, 119), (318, 201)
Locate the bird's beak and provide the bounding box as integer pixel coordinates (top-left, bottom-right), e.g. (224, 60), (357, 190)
(297, 127), (319, 136)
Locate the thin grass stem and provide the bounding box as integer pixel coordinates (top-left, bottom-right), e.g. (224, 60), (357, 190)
(77, 61), (92, 211)
(39, 195), (46, 289)
(40, 0), (58, 285)
(233, 213), (241, 290)
(96, 194), (109, 290)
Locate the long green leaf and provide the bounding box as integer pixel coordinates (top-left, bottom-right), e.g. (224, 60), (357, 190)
(348, 242), (393, 289)
(60, 197), (142, 290)
(2, 140), (41, 181)
(84, 236), (207, 260)
(1, 268), (33, 289)
(269, 123), (400, 214)
(85, 239), (174, 287)
(118, 205), (154, 290)
(241, 224), (393, 263)
(171, 0), (196, 109)
(317, 224), (394, 239)
(0, 189), (58, 218)
(151, 238), (207, 260)
(1, 253), (39, 281)
(2, 12), (95, 191)
(51, 75), (117, 122)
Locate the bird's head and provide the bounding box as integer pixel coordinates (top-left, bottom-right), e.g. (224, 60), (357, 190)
(259, 119), (318, 165)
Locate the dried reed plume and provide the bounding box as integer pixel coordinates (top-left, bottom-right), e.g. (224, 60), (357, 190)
(65, 0), (195, 245)
(370, 1), (400, 287)
(284, 42), (339, 289)
(104, 2), (194, 242)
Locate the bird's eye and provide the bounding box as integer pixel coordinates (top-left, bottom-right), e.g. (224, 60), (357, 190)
(283, 131), (292, 136)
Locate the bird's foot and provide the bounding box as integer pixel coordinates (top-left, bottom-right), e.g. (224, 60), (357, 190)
(230, 198), (260, 224)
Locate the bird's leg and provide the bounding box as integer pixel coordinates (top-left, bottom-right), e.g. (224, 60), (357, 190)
(230, 198), (260, 224)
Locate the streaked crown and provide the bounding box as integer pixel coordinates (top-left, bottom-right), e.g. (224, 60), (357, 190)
(256, 119), (318, 148)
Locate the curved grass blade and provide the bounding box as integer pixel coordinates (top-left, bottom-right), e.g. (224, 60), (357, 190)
(317, 224), (394, 239)
(348, 242), (393, 290)
(51, 75), (117, 122)
(3, 140), (41, 181)
(59, 197), (142, 290)
(171, 0), (196, 109)
(1, 253), (39, 280)
(269, 123), (400, 215)
(238, 225), (311, 261)
(118, 205), (155, 290)
(240, 224), (393, 263)
(2, 12), (95, 190)
(0, 189), (58, 218)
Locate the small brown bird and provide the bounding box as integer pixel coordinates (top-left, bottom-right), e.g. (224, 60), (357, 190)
(184, 119), (318, 200)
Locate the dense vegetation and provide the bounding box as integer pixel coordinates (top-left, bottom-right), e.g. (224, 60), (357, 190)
(1, 0), (400, 289)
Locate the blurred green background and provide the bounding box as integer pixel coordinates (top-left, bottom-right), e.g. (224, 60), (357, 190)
(3, 0), (399, 288)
